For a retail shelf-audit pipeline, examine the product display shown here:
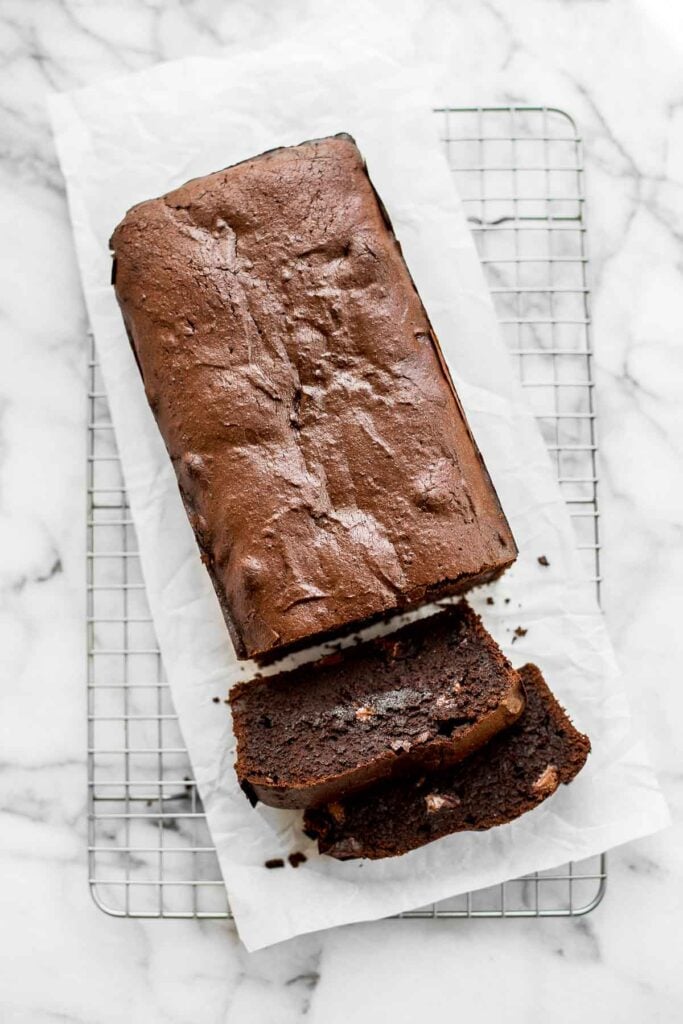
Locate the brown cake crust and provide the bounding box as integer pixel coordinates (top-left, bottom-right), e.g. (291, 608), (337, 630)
(230, 602), (524, 809)
(110, 134), (516, 660)
(303, 663), (590, 859)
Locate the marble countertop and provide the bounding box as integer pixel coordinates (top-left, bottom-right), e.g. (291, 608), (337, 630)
(1, 0), (681, 1020)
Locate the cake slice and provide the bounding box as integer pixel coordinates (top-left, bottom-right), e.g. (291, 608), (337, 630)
(230, 602), (524, 810)
(303, 663), (590, 859)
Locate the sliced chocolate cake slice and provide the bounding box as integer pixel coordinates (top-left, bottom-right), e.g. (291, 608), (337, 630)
(303, 663), (590, 859)
(230, 602), (524, 809)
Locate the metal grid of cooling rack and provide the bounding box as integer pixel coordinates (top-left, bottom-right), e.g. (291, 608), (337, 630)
(87, 106), (606, 920)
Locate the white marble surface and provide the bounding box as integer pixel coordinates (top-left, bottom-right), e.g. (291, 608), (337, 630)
(0, 0), (681, 1020)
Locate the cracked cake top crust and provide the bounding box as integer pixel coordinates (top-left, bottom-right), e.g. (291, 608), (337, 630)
(110, 134), (516, 660)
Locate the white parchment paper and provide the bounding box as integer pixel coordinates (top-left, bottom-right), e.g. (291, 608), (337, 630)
(49, 47), (669, 950)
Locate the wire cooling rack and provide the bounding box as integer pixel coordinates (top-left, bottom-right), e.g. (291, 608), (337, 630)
(87, 106), (607, 919)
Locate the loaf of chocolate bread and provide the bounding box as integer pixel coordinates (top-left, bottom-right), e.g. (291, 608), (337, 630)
(230, 602), (524, 809)
(110, 134), (516, 660)
(303, 664), (590, 859)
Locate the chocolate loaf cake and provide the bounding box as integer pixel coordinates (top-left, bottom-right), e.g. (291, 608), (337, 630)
(230, 602), (524, 809)
(110, 135), (516, 660)
(304, 664), (590, 859)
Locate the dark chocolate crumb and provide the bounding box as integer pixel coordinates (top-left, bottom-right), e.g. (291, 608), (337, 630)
(511, 626), (528, 644)
(212, 696), (221, 703)
(288, 851), (307, 868)
(486, 596), (495, 605)
(537, 555), (550, 567)
(265, 858), (285, 869)
(504, 598), (511, 605)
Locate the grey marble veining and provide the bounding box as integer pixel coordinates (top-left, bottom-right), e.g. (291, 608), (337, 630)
(1, 0), (681, 1021)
